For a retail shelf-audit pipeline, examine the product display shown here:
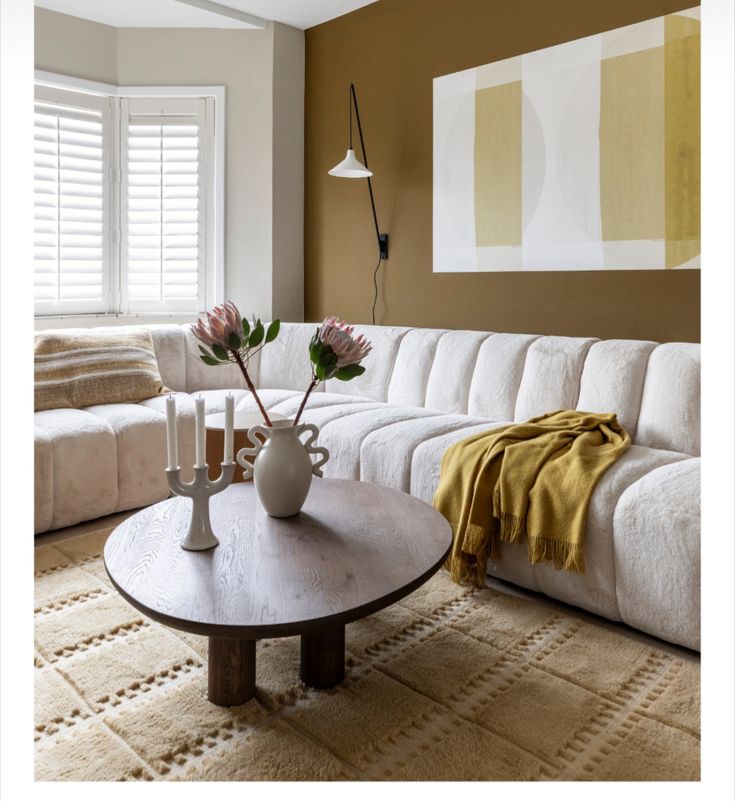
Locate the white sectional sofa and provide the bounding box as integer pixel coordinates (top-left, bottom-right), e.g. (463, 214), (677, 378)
(34, 323), (701, 650)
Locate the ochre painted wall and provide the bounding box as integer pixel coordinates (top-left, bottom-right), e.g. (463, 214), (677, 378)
(304, 0), (700, 342)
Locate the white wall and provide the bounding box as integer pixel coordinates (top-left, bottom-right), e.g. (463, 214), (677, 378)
(35, 8), (117, 84)
(34, 7), (304, 325)
(272, 22), (305, 322)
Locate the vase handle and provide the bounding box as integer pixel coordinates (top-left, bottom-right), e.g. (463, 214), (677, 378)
(296, 423), (330, 478)
(236, 425), (269, 481)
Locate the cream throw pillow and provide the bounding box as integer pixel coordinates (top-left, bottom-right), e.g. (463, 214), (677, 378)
(35, 330), (168, 412)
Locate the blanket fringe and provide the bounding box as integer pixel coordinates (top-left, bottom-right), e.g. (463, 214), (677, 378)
(446, 554), (485, 588)
(445, 523), (494, 588)
(464, 522), (491, 555)
(527, 536), (585, 574)
(498, 512), (525, 544)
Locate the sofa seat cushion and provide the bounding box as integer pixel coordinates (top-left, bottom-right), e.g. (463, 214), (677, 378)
(614, 458), (700, 649)
(233, 389), (370, 421)
(193, 388), (250, 414)
(34, 426), (54, 534)
(34, 408), (119, 530)
(308, 405), (443, 480)
(267, 391), (376, 420)
(85, 404), (171, 512)
(361, 414), (501, 492)
(235, 388), (301, 415)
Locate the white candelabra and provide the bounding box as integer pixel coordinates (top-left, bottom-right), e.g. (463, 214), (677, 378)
(164, 393), (236, 551)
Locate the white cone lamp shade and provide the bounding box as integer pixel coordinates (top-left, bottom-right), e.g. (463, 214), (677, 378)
(328, 148), (373, 178)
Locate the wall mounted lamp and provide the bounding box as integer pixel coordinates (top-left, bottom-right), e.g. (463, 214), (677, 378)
(328, 83), (388, 324)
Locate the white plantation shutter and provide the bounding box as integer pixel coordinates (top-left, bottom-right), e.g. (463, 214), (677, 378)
(33, 79), (220, 318)
(121, 97), (207, 313)
(34, 88), (111, 314)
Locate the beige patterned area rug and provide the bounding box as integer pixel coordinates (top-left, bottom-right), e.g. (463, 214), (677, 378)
(35, 528), (700, 781)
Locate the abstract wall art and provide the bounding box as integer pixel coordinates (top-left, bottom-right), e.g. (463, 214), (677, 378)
(433, 8), (700, 272)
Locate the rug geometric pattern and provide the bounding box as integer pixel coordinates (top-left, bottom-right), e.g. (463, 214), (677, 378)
(34, 529), (700, 781)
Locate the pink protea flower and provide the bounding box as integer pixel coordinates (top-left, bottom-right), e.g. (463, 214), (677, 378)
(191, 301), (242, 350)
(318, 317), (372, 367)
(293, 317), (373, 425)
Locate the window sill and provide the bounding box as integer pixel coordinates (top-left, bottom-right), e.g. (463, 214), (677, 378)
(34, 313), (199, 331)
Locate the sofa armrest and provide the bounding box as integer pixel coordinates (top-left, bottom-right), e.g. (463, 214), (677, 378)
(613, 458), (700, 650)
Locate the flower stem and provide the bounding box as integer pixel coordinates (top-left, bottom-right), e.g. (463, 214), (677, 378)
(293, 376), (319, 426)
(231, 349), (272, 426)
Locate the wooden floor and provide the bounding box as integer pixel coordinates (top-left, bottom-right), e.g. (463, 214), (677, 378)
(36, 506), (700, 665)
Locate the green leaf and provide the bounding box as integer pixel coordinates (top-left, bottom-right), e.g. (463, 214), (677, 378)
(314, 362), (327, 381)
(200, 355), (219, 366)
(265, 319), (281, 343)
(212, 343), (229, 361)
(334, 364), (366, 381)
(198, 345), (211, 357)
(309, 340), (322, 364)
(228, 331), (241, 349)
(318, 348), (337, 368)
(248, 321), (264, 347)
(241, 318), (250, 338)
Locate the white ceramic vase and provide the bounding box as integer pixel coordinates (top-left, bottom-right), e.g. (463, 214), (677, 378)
(236, 420), (329, 517)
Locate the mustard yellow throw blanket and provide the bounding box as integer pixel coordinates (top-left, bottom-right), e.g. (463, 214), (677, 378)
(433, 410), (631, 586)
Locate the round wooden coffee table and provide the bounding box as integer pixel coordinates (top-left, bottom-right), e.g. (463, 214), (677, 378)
(103, 479), (452, 706)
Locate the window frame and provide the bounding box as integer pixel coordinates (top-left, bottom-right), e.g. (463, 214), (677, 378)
(33, 71), (225, 321)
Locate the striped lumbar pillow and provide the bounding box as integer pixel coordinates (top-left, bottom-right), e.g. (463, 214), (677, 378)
(35, 330), (168, 412)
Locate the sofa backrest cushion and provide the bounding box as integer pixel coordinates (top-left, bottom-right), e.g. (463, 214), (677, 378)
(636, 343), (701, 456)
(424, 331), (492, 413)
(467, 333), (539, 420)
(182, 327), (259, 394)
(46, 322), (699, 456)
(257, 322), (323, 392)
(324, 325), (410, 401)
(576, 339), (657, 440)
(148, 325), (188, 392)
(514, 336), (598, 421)
(387, 328), (447, 408)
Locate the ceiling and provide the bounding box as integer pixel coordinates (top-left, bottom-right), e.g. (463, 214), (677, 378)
(35, 0), (379, 30)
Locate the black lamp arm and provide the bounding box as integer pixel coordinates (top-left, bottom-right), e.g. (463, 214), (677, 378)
(350, 83), (388, 260)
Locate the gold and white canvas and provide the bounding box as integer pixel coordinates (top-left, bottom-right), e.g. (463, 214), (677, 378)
(433, 8), (700, 272)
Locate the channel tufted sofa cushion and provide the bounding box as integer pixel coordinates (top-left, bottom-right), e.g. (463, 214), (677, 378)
(33, 322), (701, 649)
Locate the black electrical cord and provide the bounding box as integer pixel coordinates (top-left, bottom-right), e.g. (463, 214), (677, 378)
(371, 254), (383, 326)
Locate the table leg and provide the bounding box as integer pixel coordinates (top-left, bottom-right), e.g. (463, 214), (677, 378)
(300, 625), (345, 688)
(208, 637), (256, 706)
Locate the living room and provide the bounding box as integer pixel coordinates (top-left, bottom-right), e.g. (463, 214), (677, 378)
(0, 0), (732, 792)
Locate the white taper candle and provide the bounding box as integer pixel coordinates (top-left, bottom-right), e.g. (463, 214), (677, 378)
(195, 395), (206, 468)
(165, 394), (178, 469)
(224, 393), (234, 464)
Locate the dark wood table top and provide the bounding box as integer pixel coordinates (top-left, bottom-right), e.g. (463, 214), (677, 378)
(103, 479), (452, 639)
